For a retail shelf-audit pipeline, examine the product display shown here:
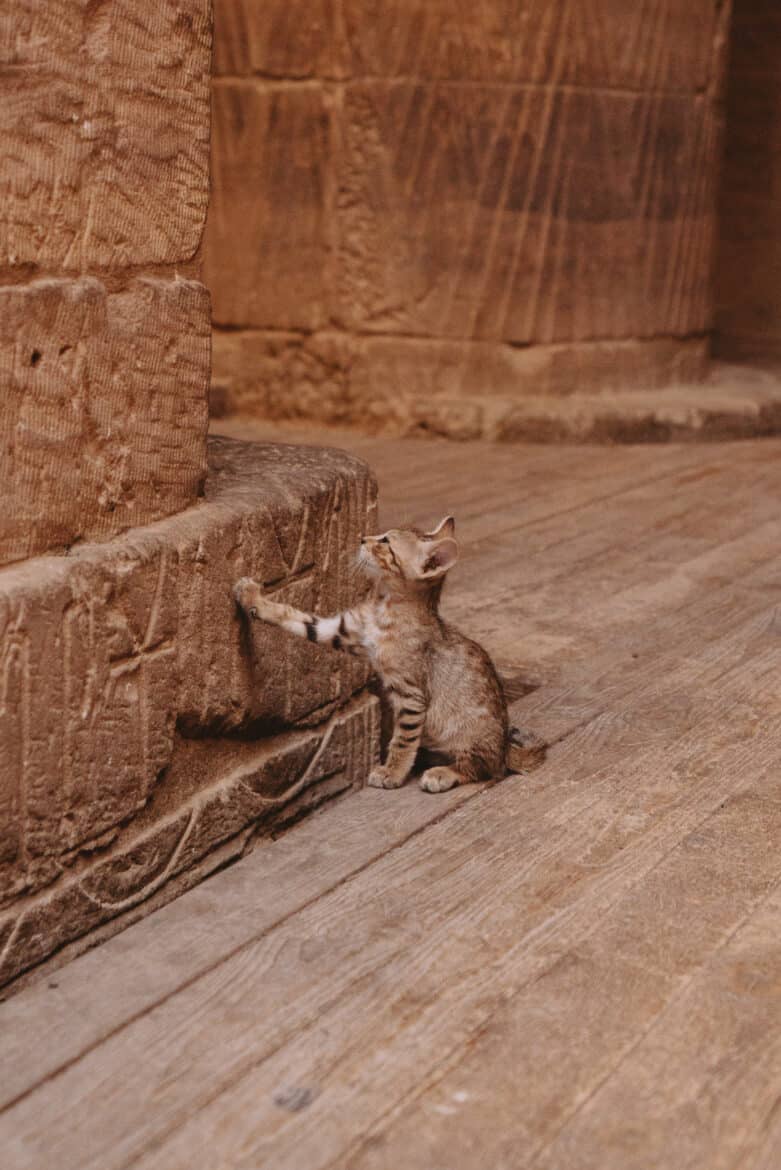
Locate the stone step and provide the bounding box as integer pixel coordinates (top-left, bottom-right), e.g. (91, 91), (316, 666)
(0, 436), (379, 992)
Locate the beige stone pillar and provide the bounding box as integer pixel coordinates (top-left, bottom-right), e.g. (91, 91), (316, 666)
(0, 0), (212, 565)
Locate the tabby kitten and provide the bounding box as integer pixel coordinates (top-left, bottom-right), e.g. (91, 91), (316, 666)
(234, 516), (540, 793)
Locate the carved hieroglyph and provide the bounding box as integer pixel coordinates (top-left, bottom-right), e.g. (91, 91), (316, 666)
(0, 437), (380, 988)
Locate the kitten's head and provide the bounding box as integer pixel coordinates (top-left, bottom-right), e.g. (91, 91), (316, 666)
(358, 516), (459, 591)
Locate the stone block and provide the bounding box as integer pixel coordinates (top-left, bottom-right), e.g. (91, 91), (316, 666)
(0, 0), (211, 269)
(211, 330), (710, 438)
(213, 0), (335, 78)
(715, 1), (781, 358)
(211, 329), (354, 421)
(730, 0), (781, 78)
(0, 436), (378, 986)
(338, 0), (723, 91)
(205, 81), (333, 330)
(0, 277), (210, 566)
(336, 83), (719, 343)
(350, 334), (710, 411)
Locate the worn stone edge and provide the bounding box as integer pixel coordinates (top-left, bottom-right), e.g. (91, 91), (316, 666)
(0, 692), (380, 995)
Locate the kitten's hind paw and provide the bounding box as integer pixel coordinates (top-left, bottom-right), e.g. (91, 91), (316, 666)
(367, 764), (407, 789)
(420, 766), (462, 793)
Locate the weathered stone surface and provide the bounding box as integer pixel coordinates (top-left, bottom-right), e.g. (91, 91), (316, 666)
(205, 81), (333, 330)
(336, 83), (719, 342)
(206, 1), (733, 430)
(338, 0), (723, 90)
(213, 0), (335, 78)
(0, 436), (378, 987)
(212, 329), (711, 436)
(0, 696), (378, 988)
(211, 333), (781, 442)
(211, 0), (723, 91)
(212, 330), (354, 421)
(716, 0), (781, 360)
(0, 277), (210, 567)
(0, 0), (211, 269)
(349, 336), (711, 425)
(204, 2), (736, 434)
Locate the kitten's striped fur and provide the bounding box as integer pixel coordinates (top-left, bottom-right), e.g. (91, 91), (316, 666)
(234, 516), (539, 793)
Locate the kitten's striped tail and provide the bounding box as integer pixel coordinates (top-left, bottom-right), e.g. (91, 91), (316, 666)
(507, 726), (547, 773)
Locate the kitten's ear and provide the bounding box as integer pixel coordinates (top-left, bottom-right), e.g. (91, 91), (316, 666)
(421, 537), (459, 578)
(427, 515), (455, 539)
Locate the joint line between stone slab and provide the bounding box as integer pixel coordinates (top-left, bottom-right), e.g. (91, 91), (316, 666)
(211, 74), (715, 100)
(211, 324), (712, 349)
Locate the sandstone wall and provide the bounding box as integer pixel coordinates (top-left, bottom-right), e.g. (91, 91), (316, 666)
(716, 0), (781, 361)
(0, 1), (212, 565)
(206, 0), (732, 438)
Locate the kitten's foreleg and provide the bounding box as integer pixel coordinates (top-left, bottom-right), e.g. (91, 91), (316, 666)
(368, 685), (426, 789)
(234, 577), (365, 655)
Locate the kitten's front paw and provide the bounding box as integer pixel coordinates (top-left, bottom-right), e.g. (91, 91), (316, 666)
(233, 577), (261, 617)
(420, 766), (461, 793)
(367, 765), (406, 789)
(234, 578), (280, 623)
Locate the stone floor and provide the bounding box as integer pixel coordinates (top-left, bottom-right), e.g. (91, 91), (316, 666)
(2, 422), (780, 1170)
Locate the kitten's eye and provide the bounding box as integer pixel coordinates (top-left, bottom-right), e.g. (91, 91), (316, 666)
(379, 536), (389, 544)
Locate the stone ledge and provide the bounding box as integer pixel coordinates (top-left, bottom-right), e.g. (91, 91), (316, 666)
(488, 377), (781, 443)
(0, 693), (379, 990)
(0, 435), (379, 989)
(212, 328), (781, 442)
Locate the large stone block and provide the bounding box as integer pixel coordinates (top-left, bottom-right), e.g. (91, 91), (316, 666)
(336, 82), (719, 343)
(0, 0), (211, 269)
(350, 334), (710, 411)
(338, 0), (723, 90)
(0, 277), (210, 566)
(211, 329), (354, 420)
(205, 81), (333, 330)
(0, 436), (378, 986)
(213, 0), (335, 78)
(211, 0), (724, 91)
